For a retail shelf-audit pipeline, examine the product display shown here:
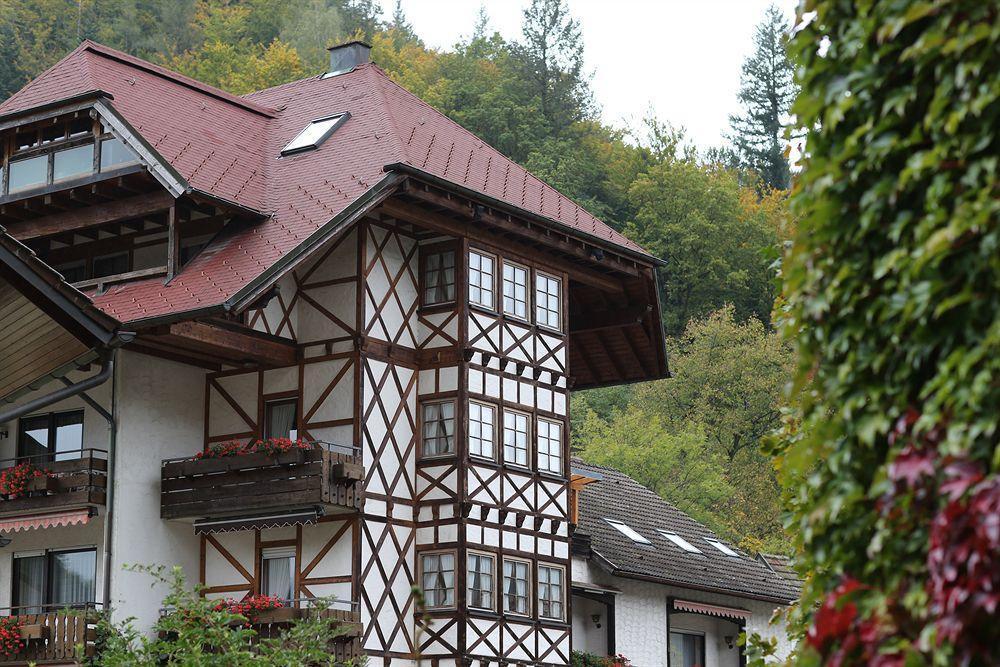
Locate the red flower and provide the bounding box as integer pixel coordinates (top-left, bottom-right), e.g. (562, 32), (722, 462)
(0, 617), (24, 656)
(0, 462), (50, 499)
(197, 438), (314, 460)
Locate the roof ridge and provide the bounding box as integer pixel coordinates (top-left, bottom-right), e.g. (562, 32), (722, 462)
(78, 40), (278, 118)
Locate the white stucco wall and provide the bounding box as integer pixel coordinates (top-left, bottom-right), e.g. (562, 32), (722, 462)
(572, 558), (794, 666)
(108, 350), (203, 630)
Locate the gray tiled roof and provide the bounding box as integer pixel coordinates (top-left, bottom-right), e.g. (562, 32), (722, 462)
(573, 459), (801, 604)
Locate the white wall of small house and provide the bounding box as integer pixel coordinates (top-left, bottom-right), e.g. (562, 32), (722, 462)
(571, 557), (794, 666)
(109, 350), (204, 631)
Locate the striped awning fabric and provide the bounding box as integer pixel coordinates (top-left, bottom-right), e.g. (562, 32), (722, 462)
(0, 508), (92, 532)
(193, 509), (320, 535)
(673, 599), (751, 621)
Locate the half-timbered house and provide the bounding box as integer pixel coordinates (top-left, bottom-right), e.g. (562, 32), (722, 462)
(0, 40), (667, 665)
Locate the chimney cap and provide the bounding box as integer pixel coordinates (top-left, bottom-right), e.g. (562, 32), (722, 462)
(325, 40), (372, 77)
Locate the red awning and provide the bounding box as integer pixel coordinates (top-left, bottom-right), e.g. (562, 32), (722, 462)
(0, 508), (92, 532)
(673, 599), (751, 621)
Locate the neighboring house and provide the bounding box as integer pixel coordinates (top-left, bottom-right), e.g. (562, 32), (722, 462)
(0, 40), (668, 665)
(570, 461), (800, 666)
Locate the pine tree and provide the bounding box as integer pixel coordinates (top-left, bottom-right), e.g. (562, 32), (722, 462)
(514, 0), (593, 135)
(728, 4), (797, 191)
(388, 0), (419, 46)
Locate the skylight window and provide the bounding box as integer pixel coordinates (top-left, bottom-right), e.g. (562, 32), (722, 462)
(657, 530), (703, 554)
(281, 113), (350, 155)
(705, 538), (740, 557)
(603, 518), (651, 545)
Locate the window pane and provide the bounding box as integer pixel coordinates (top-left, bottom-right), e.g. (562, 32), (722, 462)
(503, 412), (529, 466)
(670, 632), (706, 667)
(467, 553), (494, 610)
(13, 555), (45, 613)
(537, 419), (562, 474)
(422, 553), (455, 607)
(18, 415), (50, 459)
(9, 156), (47, 193)
(282, 115), (344, 154)
(265, 400), (298, 440)
(53, 411), (84, 462)
(535, 274), (561, 330)
(423, 251), (455, 304)
(469, 251), (495, 309)
(538, 565), (563, 619)
(503, 263), (528, 318)
(55, 261), (87, 283)
(468, 402), (495, 459)
(503, 560), (529, 615)
(100, 137), (137, 171)
(53, 144), (93, 181)
(422, 402), (455, 456)
(50, 550), (96, 607)
(262, 554), (295, 600)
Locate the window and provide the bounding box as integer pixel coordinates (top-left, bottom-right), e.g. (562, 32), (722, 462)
(537, 419), (562, 474)
(422, 401), (455, 457)
(705, 537), (739, 557)
(657, 530), (703, 554)
(422, 249), (455, 305)
(468, 250), (495, 309)
(537, 564), (564, 620)
(468, 401), (496, 460)
(503, 411), (529, 467)
(502, 559), (530, 616)
(670, 631), (706, 667)
(502, 262), (528, 319)
(260, 547), (295, 601)
(281, 114), (349, 155)
(55, 261), (87, 283)
(467, 552), (495, 610)
(53, 143), (93, 181)
(535, 273), (562, 330)
(264, 399), (298, 440)
(8, 156), (47, 193)
(420, 552), (455, 608)
(604, 518), (652, 545)
(13, 548), (97, 613)
(92, 252), (129, 279)
(99, 137), (137, 171)
(18, 411), (84, 462)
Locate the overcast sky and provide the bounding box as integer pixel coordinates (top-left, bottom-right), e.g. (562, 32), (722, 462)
(376, 0), (798, 150)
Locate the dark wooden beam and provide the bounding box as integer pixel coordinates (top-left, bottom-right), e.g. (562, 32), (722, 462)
(165, 205), (179, 281)
(570, 304), (651, 334)
(380, 199), (626, 296)
(148, 321), (297, 368)
(6, 190), (175, 240)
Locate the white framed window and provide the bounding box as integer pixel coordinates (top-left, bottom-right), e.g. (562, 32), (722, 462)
(420, 552), (456, 608)
(537, 564), (564, 620)
(536, 418), (562, 474)
(502, 558), (530, 616)
(534, 272), (562, 330)
(421, 401), (455, 457)
(469, 250), (496, 310)
(260, 547), (296, 600)
(264, 398), (298, 440)
(502, 261), (529, 319)
(468, 401), (496, 460)
(467, 551), (496, 611)
(503, 410), (530, 467)
(658, 530), (703, 554)
(705, 537), (739, 557)
(604, 518), (652, 545)
(422, 249), (456, 305)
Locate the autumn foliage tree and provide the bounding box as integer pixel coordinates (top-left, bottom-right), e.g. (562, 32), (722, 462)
(774, 1), (999, 665)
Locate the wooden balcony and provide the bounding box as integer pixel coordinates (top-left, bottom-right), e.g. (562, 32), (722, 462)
(161, 445), (364, 521)
(0, 451), (107, 519)
(249, 605), (362, 660)
(0, 604), (100, 665)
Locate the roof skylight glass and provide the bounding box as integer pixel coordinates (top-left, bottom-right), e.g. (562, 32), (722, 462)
(604, 518), (651, 545)
(657, 530), (703, 554)
(281, 113), (349, 155)
(705, 537), (740, 557)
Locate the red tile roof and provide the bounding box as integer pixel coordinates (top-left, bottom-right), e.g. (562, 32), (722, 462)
(0, 41), (652, 326)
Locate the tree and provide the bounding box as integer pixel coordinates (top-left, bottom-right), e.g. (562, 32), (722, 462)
(513, 0), (593, 136)
(773, 1), (999, 664)
(728, 4), (796, 192)
(98, 565), (362, 665)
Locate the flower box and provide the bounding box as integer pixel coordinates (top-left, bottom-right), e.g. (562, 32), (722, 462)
(17, 623), (49, 640)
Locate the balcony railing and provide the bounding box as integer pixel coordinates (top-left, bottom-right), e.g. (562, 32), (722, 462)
(0, 603), (101, 665)
(160, 442), (364, 521)
(0, 450), (107, 518)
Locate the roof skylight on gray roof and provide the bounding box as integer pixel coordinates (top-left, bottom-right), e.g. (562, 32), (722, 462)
(604, 518), (651, 545)
(657, 530), (703, 554)
(705, 537), (740, 557)
(281, 113), (350, 155)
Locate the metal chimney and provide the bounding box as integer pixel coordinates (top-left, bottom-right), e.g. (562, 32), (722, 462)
(326, 41), (372, 76)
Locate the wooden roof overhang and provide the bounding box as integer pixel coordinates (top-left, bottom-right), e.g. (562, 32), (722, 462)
(380, 166), (669, 389)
